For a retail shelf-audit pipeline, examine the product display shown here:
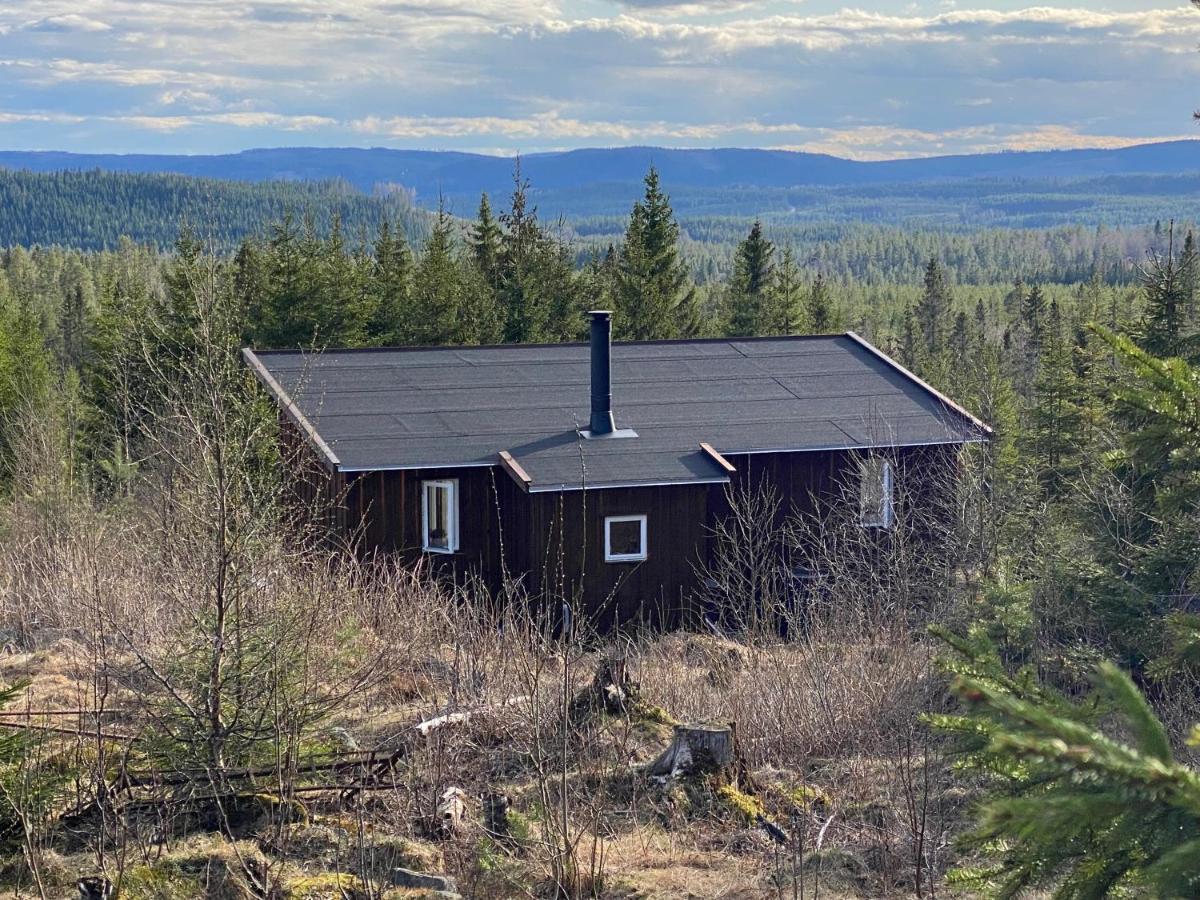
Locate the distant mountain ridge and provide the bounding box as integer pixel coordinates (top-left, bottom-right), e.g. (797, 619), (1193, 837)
(2, 142), (1199, 248)
(2, 141), (1197, 203)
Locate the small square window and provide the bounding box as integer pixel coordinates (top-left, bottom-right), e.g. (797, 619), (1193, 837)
(859, 458), (894, 529)
(422, 479), (459, 553)
(605, 515), (647, 562)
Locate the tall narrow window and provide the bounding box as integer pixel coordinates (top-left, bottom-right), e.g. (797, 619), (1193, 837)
(859, 458), (894, 529)
(605, 514), (647, 562)
(422, 479), (459, 553)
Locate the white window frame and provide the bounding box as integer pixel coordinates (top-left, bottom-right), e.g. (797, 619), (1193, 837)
(604, 514), (648, 563)
(421, 479), (459, 554)
(859, 458), (894, 529)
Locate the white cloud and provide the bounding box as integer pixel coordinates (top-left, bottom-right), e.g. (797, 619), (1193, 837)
(19, 13), (112, 32)
(0, 1), (1194, 155)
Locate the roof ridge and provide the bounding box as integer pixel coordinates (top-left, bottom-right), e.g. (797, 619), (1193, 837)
(246, 332), (848, 357)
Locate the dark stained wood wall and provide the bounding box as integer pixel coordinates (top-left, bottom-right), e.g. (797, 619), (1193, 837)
(282, 420), (966, 630)
(342, 465), (521, 592)
(523, 483), (714, 631)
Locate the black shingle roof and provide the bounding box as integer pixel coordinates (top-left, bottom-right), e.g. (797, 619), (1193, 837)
(245, 333), (989, 492)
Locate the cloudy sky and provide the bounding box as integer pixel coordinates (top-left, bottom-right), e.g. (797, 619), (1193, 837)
(0, 0), (1197, 159)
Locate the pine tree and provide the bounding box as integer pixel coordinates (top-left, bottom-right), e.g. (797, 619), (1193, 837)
(614, 167), (698, 340)
(727, 221), (775, 336)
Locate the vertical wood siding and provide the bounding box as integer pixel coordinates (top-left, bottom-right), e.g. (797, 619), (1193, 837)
(286, 433), (965, 630)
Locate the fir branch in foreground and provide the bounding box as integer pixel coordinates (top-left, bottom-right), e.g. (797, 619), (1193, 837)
(933, 628), (1200, 899)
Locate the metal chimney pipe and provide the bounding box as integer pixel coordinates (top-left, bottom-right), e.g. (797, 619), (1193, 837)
(588, 310), (615, 436)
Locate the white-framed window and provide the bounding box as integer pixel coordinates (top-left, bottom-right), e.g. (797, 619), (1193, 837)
(604, 514), (647, 563)
(859, 458), (894, 529)
(421, 479), (459, 553)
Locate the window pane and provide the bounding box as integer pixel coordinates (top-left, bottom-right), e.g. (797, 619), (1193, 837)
(859, 459), (890, 526)
(426, 483), (450, 550)
(609, 519), (642, 557)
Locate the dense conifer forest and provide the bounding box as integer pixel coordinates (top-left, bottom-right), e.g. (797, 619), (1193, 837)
(2, 163), (1200, 897)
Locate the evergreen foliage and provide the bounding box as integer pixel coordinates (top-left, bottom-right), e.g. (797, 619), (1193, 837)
(614, 168), (699, 339)
(727, 221), (775, 336)
(932, 626), (1200, 899)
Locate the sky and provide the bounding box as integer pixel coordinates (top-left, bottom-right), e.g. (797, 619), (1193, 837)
(0, 0), (1197, 159)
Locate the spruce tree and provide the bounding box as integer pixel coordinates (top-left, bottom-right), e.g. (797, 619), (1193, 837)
(806, 274), (836, 333)
(233, 238), (268, 346)
(410, 208), (464, 346)
(614, 167), (698, 340)
(498, 168), (554, 343)
(1021, 283), (1048, 354)
(1139, 224), (1190, 359)
(933, 626), (1200, 899)
(763, 247), (805, 334)
(1181, 230), (1198, 326)
(1090, 329), (1200, 620)
(470, 192), (503, 292)
(727, 220), (775, 336)
(915, 256), (951, 358)
(59, 283), (87, 372)
(1025, 300), (1081, 494)
(368, 219), (413, 345)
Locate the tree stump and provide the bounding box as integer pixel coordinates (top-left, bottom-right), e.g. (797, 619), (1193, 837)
(572, 655), (640, 719)
(647, 722), (737, 779)
(483, 791), (511, 841)
(77, 877), (114, 900)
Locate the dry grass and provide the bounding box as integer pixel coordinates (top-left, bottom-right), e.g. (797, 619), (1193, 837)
(0, 482), (975, 899)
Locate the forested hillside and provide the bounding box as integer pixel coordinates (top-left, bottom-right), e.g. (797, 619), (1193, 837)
(0, 168), (431, 251)
(0, 166), (1188, 294)
(2, 142), (1199, 248)
(1, 165), (1200, 898)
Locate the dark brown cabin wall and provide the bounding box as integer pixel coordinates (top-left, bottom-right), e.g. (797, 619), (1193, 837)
(729, 445), (961, 523)
(526, 483), (713, 631)
(345, 466), (511, 592)
(287, 434), (967, 628)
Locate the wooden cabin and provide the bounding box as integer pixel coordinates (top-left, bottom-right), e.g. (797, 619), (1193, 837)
(244, 312), (989, 629)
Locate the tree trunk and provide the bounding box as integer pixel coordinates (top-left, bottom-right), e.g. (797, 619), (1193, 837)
(647, 722), (736, 779)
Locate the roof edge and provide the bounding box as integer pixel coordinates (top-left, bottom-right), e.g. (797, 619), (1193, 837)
(246, 331), (847, 358)
(843, 331), (993, 437)
(243, 348), (342, 470)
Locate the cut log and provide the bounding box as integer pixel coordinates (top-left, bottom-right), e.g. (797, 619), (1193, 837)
(434, 786), (467, 838)
(415, 696), (527, 737)
(647, 722), (737, 779)
(390, 867), (460, 896)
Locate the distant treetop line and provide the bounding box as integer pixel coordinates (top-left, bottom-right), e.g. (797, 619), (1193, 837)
(0, 154), (1196, 286)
